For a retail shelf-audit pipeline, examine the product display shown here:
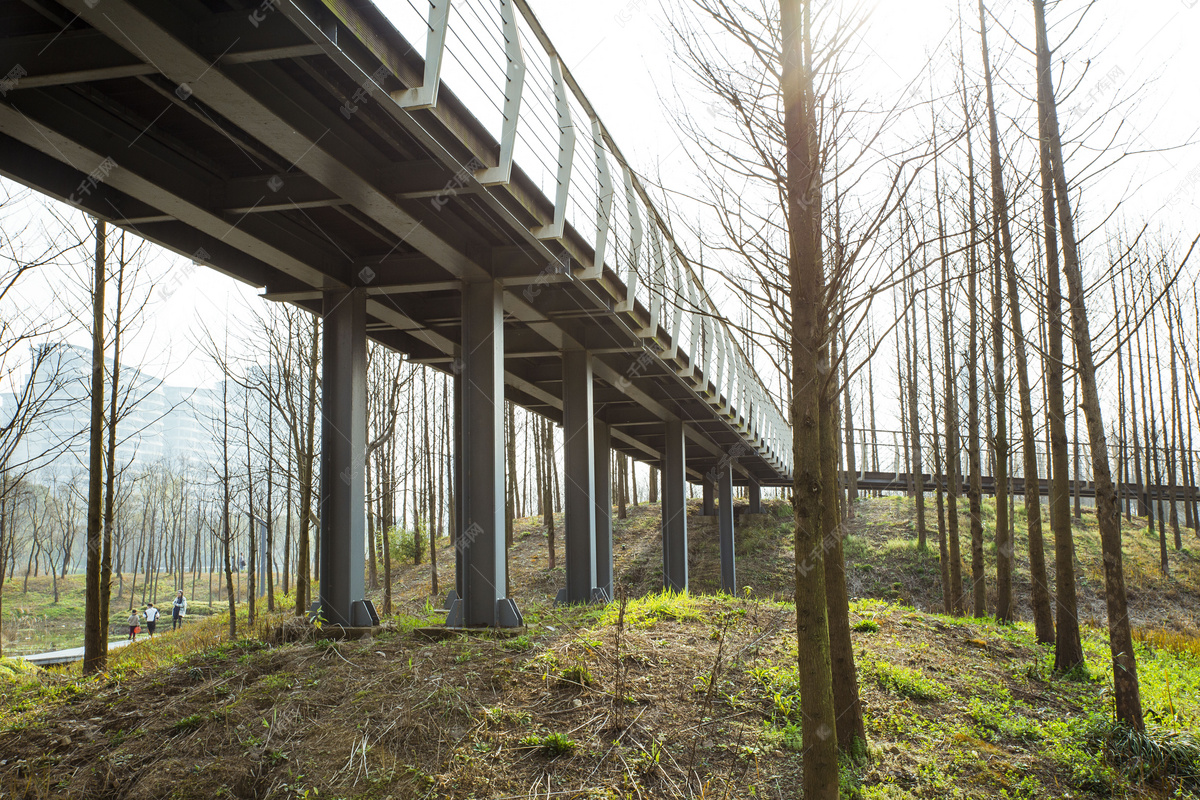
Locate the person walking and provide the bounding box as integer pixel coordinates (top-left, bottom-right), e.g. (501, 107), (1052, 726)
(126, 608), (141, 641)
(144, 604), (160, 637)
(172, 591), (187, 631)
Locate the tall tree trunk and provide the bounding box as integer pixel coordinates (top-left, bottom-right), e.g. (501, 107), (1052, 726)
(935, 133), (963, 616)
(245, 389), (257, 626)
(924, 276), (947, 557)
(617, 454), (628, 520)
(980, 1), (1050, 634)
(100, 238), (125, 649)
(542, 418), (556, 570)
(1033, 0), (1084, 672)
(506, 400), (516, 596)
(960, 64), (986, 619)
(1164, 307), (1182, 549)
(1035, 0), (1142, 729)
(843, 339), (858, 519)
(823, 340), (866, 756)
(295, 316), (318, 616)
(266, 370), (275, 611)
(781, 0), (838, 792)
(902, 250), (924, 544)
(83, 219), (107, 674)
(283, 435), (292, 596)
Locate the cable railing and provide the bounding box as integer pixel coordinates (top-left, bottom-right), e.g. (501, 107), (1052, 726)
(375, 0), (793, 476)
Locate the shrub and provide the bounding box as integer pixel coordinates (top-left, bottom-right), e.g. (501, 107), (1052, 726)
(388, 526), (423, 565)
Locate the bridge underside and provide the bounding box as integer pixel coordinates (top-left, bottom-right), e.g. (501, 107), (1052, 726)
(0, 0), (789, 626)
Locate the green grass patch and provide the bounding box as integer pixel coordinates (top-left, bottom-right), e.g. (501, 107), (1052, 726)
(598, 589), (701, 629)
(869, 659), (950, 702)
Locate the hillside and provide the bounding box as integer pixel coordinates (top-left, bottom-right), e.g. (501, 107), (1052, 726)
(1, 497), (1198, 799)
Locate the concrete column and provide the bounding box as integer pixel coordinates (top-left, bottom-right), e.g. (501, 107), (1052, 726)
(561, 348), (597, 603)
(315, 289), (375, 627)
(662, 418), (688, 592)
(718, 463), (736, 594)
(702, 480), (715, 516)
(748, 482), (763, 514)
(448, 281), (521, 627)
(594, 419), (613, 602)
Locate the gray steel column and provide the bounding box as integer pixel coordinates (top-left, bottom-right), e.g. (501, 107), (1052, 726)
(316, 289), (374, 627)
(561, 348), (597, 603)
(662, 418), (688, 592)
(448, 281), (521, 627)
(594, 419), (613, 602)
(702, 480), (715, 516)
(718, 463), (736, 594)
(749, 482), (763, 514)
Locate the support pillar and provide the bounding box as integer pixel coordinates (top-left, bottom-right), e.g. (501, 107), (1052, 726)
(718, 463), (736, 594)
(702, 480), (715, 516)
(662, 418), (688, 592)
(560, 349), (598, 603)
(315, 289), (376, 628)
(748, 482), (763, 515)
(594, 419), (613, 602)
(447, 281), (521, 627)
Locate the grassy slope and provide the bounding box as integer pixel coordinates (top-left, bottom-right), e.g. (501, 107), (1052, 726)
(0, 497), (1197, 799)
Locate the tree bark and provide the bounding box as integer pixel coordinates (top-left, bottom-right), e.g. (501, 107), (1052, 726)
(83, 218), (106, 674)
(781, 0), (838, 793)
(1034, 0), (1143, 730)
(979, 0), (1050, 634)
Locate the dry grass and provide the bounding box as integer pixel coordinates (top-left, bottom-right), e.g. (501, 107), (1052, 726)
(2, 497), (1198, 799)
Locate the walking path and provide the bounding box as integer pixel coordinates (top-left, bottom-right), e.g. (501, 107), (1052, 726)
(17, 638), (135, 667)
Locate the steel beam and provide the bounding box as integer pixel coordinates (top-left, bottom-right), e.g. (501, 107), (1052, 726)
(748, 482), (763, 515)
(560, 349), (597, 603)
(314, 289), (375, 627)
(594, 419), (613, 602)
(662, 419), (688, 592)
(448, 281), (521, 627)
(718, 463), (736, 594)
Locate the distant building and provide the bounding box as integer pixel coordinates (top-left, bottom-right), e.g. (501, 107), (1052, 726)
(14, 343), (225, 481)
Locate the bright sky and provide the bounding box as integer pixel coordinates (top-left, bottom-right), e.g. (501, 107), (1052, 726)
(4, 0), (1198, 396)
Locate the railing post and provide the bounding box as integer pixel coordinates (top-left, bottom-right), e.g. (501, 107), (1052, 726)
(392, 0), (451, 110)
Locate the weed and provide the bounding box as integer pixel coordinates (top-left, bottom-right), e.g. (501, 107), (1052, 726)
(501, 634), (533, 652)
(852, 619), (880, 633)
(1099, 721), (1200, 786)
(520, 732), (576, 757)
(869, 660), (950, 701)
(173, 713), (205, 733)
(558, 664), (594, 688)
